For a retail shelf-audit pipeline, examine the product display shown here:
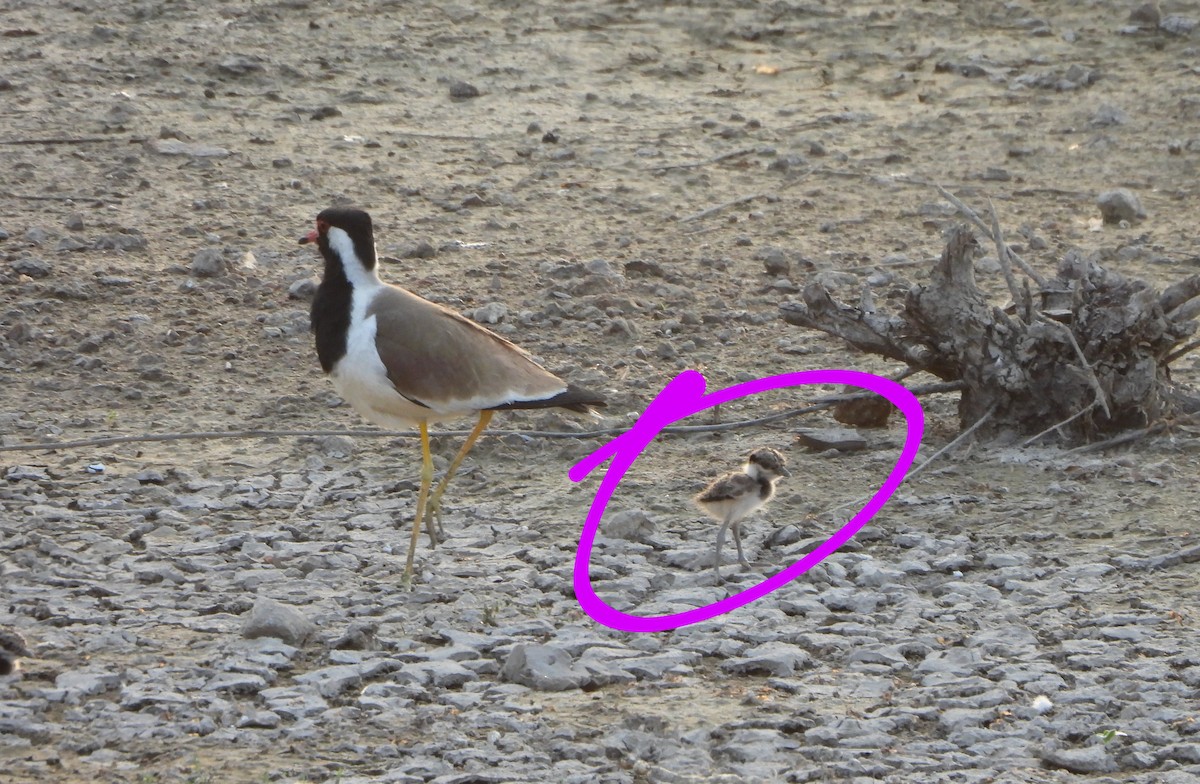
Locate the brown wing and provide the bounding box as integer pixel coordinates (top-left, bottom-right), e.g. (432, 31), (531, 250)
(694, 472), (758, 504)
(368, 285), (582, 412)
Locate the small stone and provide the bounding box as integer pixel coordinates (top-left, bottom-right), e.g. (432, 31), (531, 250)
(721, 642), (811, 676)
(1090, 103), (1129, 127)
(93, 233), (148, 251)
(147, 139), (231, 158)
(241, 598), (316, 645)
(56, 237), (87, 252)
(24, 227), (49, 245)
(10, 257), (51, 278)
(311, 106), (341, 120)
(204, 672), (269, 695)
(794, 427), (868, 452)
(1038, 745), (1117, 774)
(405, 660), (477, 689)
(288, 276), (318, 299)
(500, 644), (587, 691)
(191, 247), (226, 277)
(53, 669), (122, 701)
(396, 240), (437, 259)
(604, 509), (655, 541)
(1130, 3), (1161, 28)
(766, 154), (806, 173)
(1097, 189), (1145, 224)
(757, 247), (790, 276)
(318, 435), (355, 458)
(1161, 15), (1198, 36)
(471, 302), (508, 325)
(449, 81), (480, 99)
(64, 213), (85, 231)
(217, 55), (265, 77)
(237, 710), (281, 729)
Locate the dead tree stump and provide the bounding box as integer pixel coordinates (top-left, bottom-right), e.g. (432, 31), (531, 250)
(781, 224), (1200, 442)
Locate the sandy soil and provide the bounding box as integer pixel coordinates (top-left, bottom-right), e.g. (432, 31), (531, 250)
(2, 1), (1200, 782)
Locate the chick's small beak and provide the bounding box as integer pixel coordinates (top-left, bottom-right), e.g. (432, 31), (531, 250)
(298, 228), (319, 245)
(779, 467), (792, 477)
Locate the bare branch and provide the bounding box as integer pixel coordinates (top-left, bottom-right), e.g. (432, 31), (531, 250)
(1166, 337), (1200, 365)
(936, 185), (1048, 287)
(988, 198), (1025, 311)
(0, 381), (966, 454)
(679, 193), (763, 223)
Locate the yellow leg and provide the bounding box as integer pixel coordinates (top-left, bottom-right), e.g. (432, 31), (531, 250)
(426, 410), (494, 542)
(402, 421), (433, 590)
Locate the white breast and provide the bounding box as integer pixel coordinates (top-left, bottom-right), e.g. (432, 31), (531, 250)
(697, 490), (769, 525)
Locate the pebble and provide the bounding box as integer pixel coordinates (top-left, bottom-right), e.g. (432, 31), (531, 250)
(471, 302), (508, 324)
(191, 247), (226, 277)
(93, 233), (147, 251)
(1039, 744), (1118, 774)
(721, 641), (811, 676)
(501, 644), (589, 691)
(147, 139), (232, 158)
(396, 239), (437, 259)
(216, 55), (264, 76)
(449, 80), (480, 99)
(241, 598), (316, 645)
(10, 257), (51, 278)
(1097, 188), (1146, 224)
(603, 509), (655, 541)
(1161, 15), (1199, 36)
(288, 276), (318, 299)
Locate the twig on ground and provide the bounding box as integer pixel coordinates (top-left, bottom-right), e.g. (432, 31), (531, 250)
(0, 137), (111, 146)
(1, 191), (110, 202)
(650, 148), (755, 173)
(902, 403), (997, 484)
(678, 193), (763, 223)
(0, 380), (966, 453)
(1061, 424), (1168, 456)
(387, 130), (491, 142)
(1019, 405), (1095, 447)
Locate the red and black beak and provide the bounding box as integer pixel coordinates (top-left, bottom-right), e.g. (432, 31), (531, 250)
(298, 228), (319, 245)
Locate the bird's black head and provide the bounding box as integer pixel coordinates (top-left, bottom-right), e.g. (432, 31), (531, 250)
(299, 206), (377, 272)
(747, 447), (790, 479)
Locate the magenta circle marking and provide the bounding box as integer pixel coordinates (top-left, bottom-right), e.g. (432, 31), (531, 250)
(569, 369), (925, 633)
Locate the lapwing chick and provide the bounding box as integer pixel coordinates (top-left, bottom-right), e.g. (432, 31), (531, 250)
(300, 207), (605, 586)
(694, 447), (790, 581)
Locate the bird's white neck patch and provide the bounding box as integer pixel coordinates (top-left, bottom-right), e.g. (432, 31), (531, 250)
(745, 462), (766, 480)
(327, 226), (381, 289)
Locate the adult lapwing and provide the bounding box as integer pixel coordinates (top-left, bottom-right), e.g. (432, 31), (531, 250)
(300, 207), (605, 585)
